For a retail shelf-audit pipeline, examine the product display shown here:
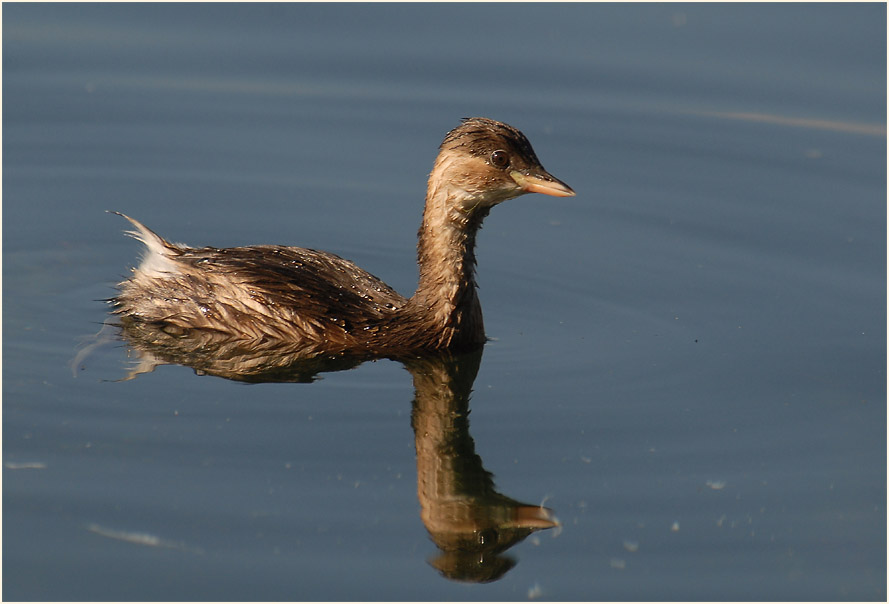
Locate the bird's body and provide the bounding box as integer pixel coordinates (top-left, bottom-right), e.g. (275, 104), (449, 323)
(113, 118), (574, 355)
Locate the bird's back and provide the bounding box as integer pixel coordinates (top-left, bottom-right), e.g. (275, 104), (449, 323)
(114, 215), (407, 349)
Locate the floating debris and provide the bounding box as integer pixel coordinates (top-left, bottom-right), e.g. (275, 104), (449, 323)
(610, 557), (626, 570)
(4, 461), (47, 470)
(623, 539), (639, 553)
(671, 521), (680, 532)
(527, 583), (544, 599)
(87, 523), (200, 553)
(705, 479), (727, 490)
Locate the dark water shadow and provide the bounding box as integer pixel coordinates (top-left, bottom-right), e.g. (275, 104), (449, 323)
(79, 320), (559, 583)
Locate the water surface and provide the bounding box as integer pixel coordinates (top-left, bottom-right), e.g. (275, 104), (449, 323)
(3, 3), (886, 601)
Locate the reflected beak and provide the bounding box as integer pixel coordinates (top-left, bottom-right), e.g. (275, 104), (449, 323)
(510, 170), (575, 197)
(512, 505), (560, 530)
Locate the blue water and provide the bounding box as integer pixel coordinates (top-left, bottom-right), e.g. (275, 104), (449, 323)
(3, 3), (885, 601)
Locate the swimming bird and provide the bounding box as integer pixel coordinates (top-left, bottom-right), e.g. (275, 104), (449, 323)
(113, 117), (574, 355)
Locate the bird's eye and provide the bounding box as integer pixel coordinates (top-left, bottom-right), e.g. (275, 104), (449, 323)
(490, 150), (509, 168)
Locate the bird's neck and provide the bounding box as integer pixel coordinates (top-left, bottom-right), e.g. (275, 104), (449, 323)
(408, 180), (490, 349)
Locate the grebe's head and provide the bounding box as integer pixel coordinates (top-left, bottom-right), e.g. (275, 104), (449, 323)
(429, 117), (575, 211)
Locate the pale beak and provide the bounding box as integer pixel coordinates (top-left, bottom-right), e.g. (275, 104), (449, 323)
(510, 170), (575, 197)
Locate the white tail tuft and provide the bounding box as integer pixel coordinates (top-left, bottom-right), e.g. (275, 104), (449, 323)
(110, 211), (182, 278)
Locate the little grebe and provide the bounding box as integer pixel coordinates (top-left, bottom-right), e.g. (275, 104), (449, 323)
(113, 117), (574, 354)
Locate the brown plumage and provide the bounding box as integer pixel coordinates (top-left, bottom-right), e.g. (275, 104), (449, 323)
(112, 117), (574, 355)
